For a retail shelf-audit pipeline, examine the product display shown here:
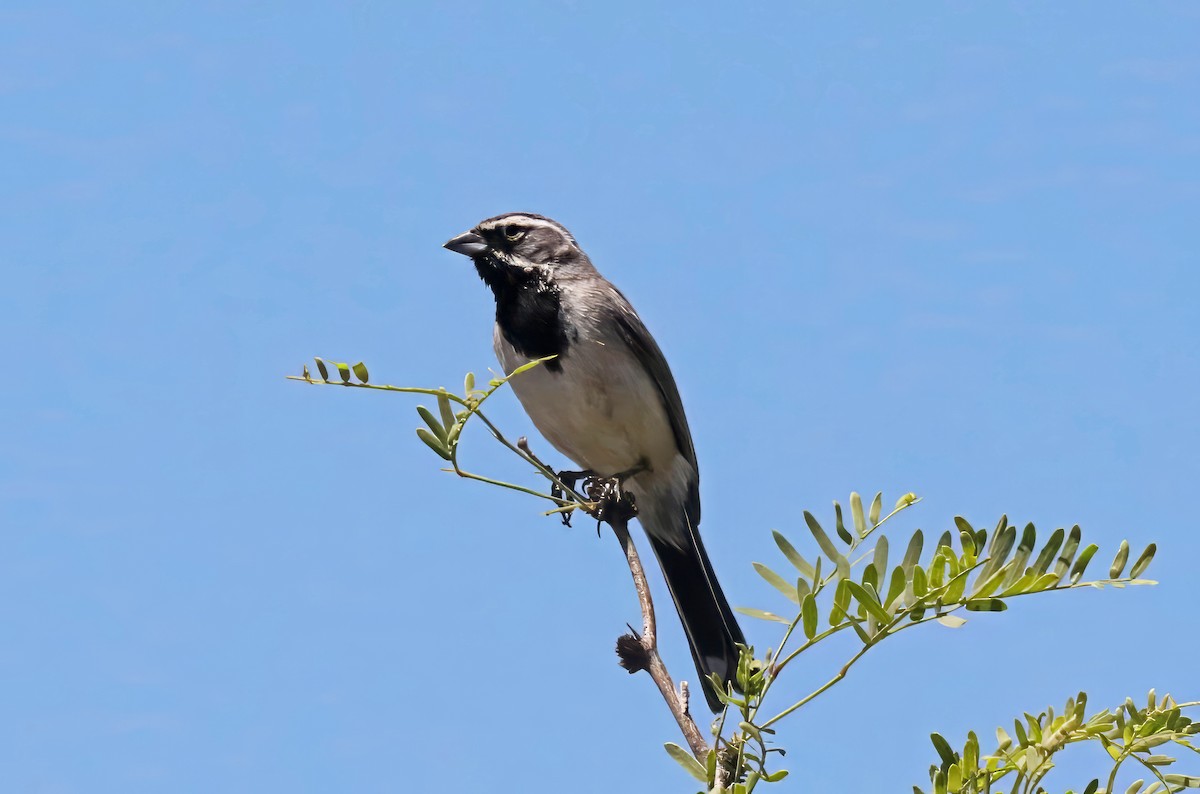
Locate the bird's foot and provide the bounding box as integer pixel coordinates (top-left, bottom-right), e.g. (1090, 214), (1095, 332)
(589, 478), (637, 532)
(517, 437), (591, 527)
(551, 468), (595, 527)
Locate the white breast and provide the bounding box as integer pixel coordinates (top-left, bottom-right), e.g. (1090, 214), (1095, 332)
(493, 325), (679, 478)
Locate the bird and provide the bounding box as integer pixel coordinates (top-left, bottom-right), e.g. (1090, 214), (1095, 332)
(443, 212), (745, 712)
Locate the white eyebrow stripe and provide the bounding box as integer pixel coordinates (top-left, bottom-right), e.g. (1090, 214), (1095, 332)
(477, 215), (576, 242)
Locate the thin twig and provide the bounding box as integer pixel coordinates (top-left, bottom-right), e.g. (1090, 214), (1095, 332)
(609, 514), (711, 762)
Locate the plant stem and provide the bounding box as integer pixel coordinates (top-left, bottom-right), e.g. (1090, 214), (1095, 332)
(442, 468), (565, 502)
(759, 640), (874, 730)
(610, 514), (711, 762)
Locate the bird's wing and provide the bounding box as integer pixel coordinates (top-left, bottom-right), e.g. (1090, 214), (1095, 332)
(606, 288), (699, 478)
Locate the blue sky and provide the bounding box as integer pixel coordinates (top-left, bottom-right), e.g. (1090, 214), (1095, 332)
(2, 2), (1197, 791)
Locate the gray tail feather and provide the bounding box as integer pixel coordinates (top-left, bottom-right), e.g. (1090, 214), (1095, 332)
(642, 516), (746, 713)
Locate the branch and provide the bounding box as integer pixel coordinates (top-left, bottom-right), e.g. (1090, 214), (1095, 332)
(609, 511), (711, 763)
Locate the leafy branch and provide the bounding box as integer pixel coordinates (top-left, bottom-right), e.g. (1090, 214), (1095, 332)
(290, 358), (1180, 794)
(920, 691), (1200, 794)
(290, 357), (713, 760)
(289, 356), (591, 510)
(703, 496), (1160, 792)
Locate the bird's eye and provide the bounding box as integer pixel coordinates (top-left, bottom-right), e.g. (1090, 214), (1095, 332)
(503, 225), (525, 242)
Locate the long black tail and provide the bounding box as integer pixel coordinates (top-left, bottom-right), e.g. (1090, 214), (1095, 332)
(645, 531), (746, 712)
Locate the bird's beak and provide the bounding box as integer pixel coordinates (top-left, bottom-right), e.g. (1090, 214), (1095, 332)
(443, 230), (489, 258)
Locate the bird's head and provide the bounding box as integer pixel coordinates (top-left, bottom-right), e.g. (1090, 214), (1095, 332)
(443, 212), (590, 289)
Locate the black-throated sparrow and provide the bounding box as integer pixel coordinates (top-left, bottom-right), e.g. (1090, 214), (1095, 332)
(444, 212), (745, 712)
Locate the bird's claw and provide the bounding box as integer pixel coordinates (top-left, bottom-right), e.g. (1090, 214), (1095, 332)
(589, 478), (637, 532)
(553, 469), (594, 527)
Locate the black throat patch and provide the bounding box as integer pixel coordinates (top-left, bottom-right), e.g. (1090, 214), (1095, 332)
(475, 257), (569, 372)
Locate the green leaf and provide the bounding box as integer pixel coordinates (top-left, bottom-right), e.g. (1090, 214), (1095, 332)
(416, 406), (447, 442)
(509, 355), (557, 379)
(872, 537), (889, 591)
(912, 565), (928, 599)
(437, 393), (456, 435)
(1161, 773), (1200, 788)
(833, 552), (851, 581)
(976, 524), (1015, 586)
(931, 732), (957, 768)
(801, 592), (818, 638)
(739, 721), (762, 742)
(301, 363), (311, 380)
(351, 361), (369, 383)
(902, 530), (924, 576)
(1083, 779), (1099, 794)
(964, 598), (1006, 612)
(765, 770), (789, 782)
(1054, 525), (1083, 580)
(734, 607), (791, 624)
(846, 580), (892, 625)
(834, 501), (854, 545)
(928, 549), (947, 591)
(663, 743), (706, 782)
(415, 428), (451, 460)
(1000, 571), (1036, 597)
(988, 514), (1009, 552)
(1130, 543), (1157, 578)
(772, 530), (815, 580)
(851, 491), (867, 536)
(895, 492), (917, 510)
(445, 419), (463, 447)
(864, 581), (885, 629)
(464, 371), (475, 392)
(1025, 712), (1043, 744)
(805, 511), (842, 558)
(884, 565), (906, 609)
(946, 764), (961, 791)
(335, 361), (351, 383)
(1110, 539), (1130, 578)
(1030, 572), (1060, 592)
(314, 357), (329, 381)
(829, 578), (852, 625)
(970, 563), (1010, 598)
(1031, 527), (1064, 575)
(862, 562), (879, 593)
(992, 523), (1018, 565)
(1070, 544), (1100, 584)
(1003, 523), (1035, 588)
(944, 554), (967, 602)
(869, 492), (882, 525)
(937, 614), (967, 628)
(963, 731), (979, 773)
(706, 673), (735, 706)
(753, 563), (800, 604)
